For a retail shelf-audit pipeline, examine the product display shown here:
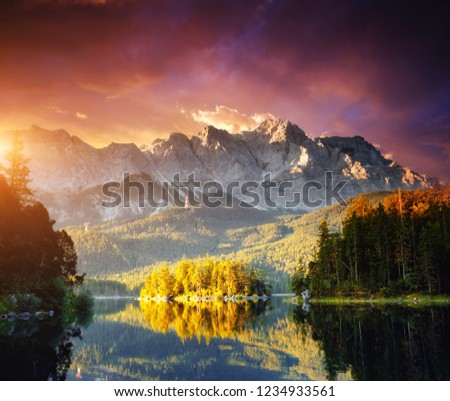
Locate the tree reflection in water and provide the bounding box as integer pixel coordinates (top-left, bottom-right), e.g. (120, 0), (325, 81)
(293, 304), (450, 380)
(0, 313), (92, 381)
(140, 300), (268, 343)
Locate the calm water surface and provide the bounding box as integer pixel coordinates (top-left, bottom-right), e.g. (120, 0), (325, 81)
(1, 297), (449, 380)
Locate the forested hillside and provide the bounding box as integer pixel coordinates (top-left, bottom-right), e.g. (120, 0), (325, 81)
(305, 188), (450, 296)
(71, 192), (392, 294)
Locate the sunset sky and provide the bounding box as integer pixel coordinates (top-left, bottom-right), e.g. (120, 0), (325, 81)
(0, 0), (449, 180)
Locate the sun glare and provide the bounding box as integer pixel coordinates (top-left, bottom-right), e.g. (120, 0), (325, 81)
(0, 135), (11, 159)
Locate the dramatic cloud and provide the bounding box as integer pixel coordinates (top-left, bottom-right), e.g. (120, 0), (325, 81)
(251, 112), (278, 126)
(192, 106), (276, 133)
(0, 0), (448, 179)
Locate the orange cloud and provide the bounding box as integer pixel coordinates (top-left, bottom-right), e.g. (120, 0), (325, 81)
(192, 106), (277, 133)
(75, 112), (88, 120)
(0, 0), (448, 180)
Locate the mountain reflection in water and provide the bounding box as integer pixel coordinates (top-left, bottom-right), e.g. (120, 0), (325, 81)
(5, 298), (441, 381)
(70, 298), (334, 381)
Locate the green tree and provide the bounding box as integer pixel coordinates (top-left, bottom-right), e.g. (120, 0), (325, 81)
(291, 257), (309, 296)
(310, 188), (450, 296)
(312, 221), (334, 295)
(56, 230), (84, 287)
(0, 177), (86, 311)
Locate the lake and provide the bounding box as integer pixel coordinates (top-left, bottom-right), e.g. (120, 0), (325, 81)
(1, 297), (449, 380)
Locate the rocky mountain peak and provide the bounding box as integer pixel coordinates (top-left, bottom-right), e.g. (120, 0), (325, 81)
(102, 142), (143, 159)
(318, 135), (389, 167)
(255, 118), (308, 145)
(197, 125), (233, 147)
(147, 132), (191, 156)
(168, 132), (190, 144)
(1, 120), (432, 224)
(27, 125), (73, 145)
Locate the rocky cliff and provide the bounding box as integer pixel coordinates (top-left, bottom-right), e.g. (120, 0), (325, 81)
(0, 119), (429, 225)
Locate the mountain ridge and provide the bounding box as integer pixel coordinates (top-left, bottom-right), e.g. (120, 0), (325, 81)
(0, 119), (430, 225)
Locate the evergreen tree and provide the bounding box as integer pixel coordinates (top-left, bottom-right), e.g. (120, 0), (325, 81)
(291, 257), (309, 296)
(314, 221), (332, 294)
(370, 204), (393, 288)
(0, 177), (85, 310)
(56, 230), (84, 287)
(309, 188), (450, 296)
(1, 131), (32, 205)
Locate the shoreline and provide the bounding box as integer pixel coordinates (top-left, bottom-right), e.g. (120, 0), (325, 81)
(138, 294), (273, 302)
(93, 295), (137, 300)
(292, 294), (450, 306)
